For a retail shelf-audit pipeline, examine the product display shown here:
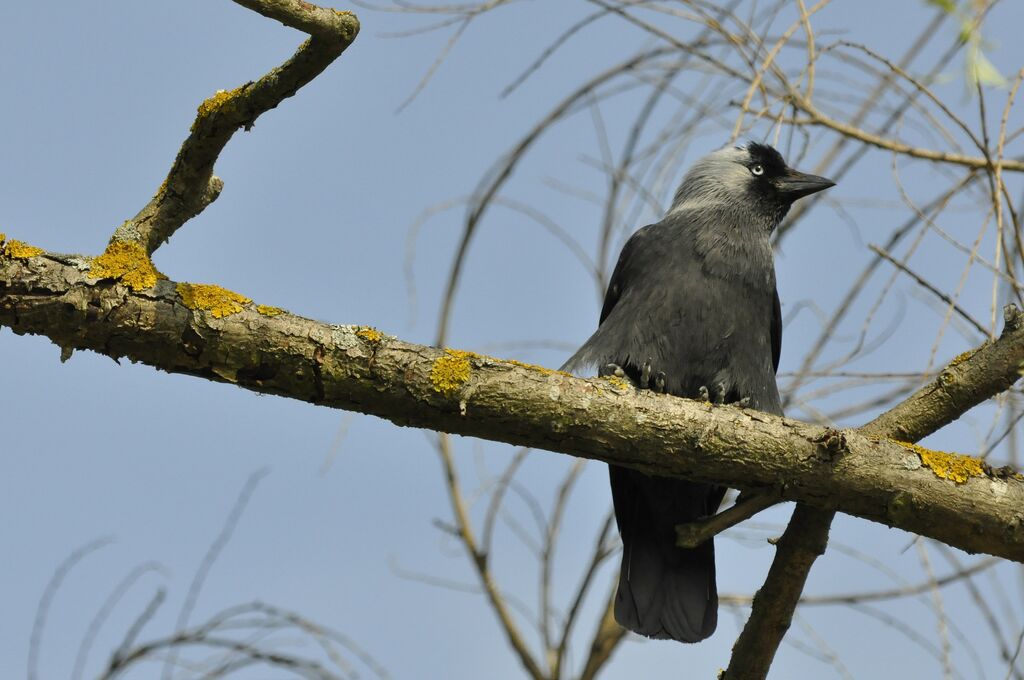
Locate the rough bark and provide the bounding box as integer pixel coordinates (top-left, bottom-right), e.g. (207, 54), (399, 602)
(2, 247), (1023, 563)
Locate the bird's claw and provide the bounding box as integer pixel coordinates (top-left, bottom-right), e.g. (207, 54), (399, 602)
(639, 360), (667, 393)
(737, 396), (751, 408)
(697, 382), (728, 405)
(640, 361), (652, 388)
(602, 360), (667, 393)
(599, 363), (627, 379)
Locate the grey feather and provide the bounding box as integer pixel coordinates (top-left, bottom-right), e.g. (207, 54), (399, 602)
(565, 142), (833, 643)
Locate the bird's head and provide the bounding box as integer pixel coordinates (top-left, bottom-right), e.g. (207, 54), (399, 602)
(669, 142), (835, 230)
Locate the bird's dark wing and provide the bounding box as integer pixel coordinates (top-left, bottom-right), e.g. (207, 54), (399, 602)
(561, 226), (654, 374)
(771, 287), (782, 374)
(600, 225), (651, 324)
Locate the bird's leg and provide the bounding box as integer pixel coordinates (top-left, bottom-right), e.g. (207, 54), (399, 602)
(697, 385), (711, 402)
(736, 396), (751, 408)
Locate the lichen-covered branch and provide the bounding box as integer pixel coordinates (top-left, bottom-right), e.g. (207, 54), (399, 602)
(110, 1), (359, 254)
(2, 243), (1023, 563)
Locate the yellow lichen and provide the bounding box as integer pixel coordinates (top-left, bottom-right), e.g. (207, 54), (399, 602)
(177, 282), (251, 319)
(948, 348), (978, 367)
(3, 239), (44, 259)
(601, 375), (632, 391)
(89, 240), (164, 290)
(192, 88), (242, 130)
(195, 88), (237, 118)
(356, 326), (383, 342)
(891, 440), (985, 484)
(430, 349), (476, 395)
(256, 304), (284, 317)
(0, 232), (6, 244)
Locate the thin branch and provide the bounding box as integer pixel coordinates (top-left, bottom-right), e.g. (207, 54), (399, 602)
(163, 470), (269, 679)
(870, 243), (988, 337)
(30, 538), (114, 680)
(675, 492), (781, 548)
(111, 1), (359, 254)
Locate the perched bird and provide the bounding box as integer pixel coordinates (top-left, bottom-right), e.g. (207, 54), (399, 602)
(564, 142), (834, 643)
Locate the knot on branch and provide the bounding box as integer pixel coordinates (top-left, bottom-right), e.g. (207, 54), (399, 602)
(1003, 303), (1023, 335)
(811, 428), (847, 461)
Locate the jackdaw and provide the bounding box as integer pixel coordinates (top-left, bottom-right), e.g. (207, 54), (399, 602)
(563, 142), (834, 643)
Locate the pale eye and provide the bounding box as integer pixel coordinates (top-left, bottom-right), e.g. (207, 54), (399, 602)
(750, 164), (764, 176)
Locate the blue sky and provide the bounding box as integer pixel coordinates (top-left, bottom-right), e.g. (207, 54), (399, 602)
(2, 1), (1023, 678)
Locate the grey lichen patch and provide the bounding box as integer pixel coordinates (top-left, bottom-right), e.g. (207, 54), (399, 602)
(901, 454), (923, 471)
(327, 325), (361, 351)
(111, 219), (143, 244)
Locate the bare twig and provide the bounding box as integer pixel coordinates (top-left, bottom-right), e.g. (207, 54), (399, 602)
(30, 538), (114, 680)
(676, 493), (781, 548)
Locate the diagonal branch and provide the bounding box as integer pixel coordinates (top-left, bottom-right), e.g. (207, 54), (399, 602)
(2, 247), (1023, 563)
(111, 1), (359, 255)
(722, 304), (1024, 679)
(675, 492), (781, 549)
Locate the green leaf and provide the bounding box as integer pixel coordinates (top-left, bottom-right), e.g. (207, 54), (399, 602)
(925, 0), (958, 14)
(966, 46), (1007, 88)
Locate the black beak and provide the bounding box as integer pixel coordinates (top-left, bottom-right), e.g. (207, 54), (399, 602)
(777, 169), (835, 200)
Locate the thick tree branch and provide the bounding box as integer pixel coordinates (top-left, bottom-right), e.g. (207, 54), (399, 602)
(2, 248), (1023, 564)
(111, 1), (359, 254)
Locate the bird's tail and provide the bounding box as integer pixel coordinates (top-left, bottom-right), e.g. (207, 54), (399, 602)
(609, 466), (723, 643)
(614, 532), (718, 642)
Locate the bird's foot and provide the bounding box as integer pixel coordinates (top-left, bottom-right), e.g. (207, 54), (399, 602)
(698, 382), (728, 404)
(599, 361), (666, 393)
(599, 363), (627, 379)
(639, 360), (667, 393)
(697, 383), (752, 407)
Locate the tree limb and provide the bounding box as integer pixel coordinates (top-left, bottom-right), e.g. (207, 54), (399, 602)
(2, 248), (1022, 563)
